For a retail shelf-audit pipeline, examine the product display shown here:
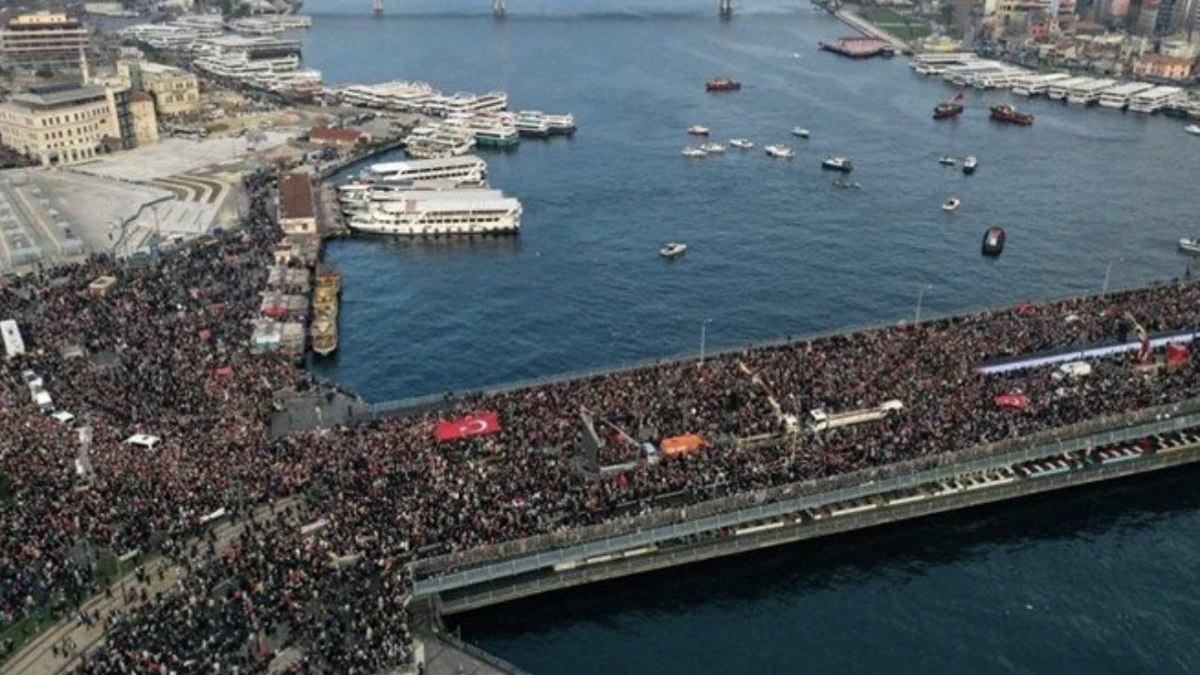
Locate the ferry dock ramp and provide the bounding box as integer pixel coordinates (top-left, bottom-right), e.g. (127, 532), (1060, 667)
(408, 399), (1200, 615)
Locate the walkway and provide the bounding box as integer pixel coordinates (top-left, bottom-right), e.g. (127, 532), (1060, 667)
(4, 496), (303, 675)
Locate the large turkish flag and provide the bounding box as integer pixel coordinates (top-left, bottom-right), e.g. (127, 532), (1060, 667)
(435, 411), (502, 442)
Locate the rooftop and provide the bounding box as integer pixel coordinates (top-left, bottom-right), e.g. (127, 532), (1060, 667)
(8, 84), (109, 108)
(278, 173), (315, 221)
(309, 126), (365, 143)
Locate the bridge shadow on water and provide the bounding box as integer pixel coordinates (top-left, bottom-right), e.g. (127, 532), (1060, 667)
(452, 462), (1200, 638)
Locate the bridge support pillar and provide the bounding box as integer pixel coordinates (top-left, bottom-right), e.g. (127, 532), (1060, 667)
(719, 0), (733, 18)
(493, 0), (507, 18)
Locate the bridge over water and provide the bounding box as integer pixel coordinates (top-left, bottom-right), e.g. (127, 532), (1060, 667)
(358, 0), (736, 18)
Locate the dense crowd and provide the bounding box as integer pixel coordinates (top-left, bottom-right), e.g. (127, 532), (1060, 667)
(1, 168), (1198, 672)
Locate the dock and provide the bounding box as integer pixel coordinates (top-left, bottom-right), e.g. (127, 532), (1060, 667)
(310, 263), (340, 357)
(819, 36), (896, 59)
(407, 399), (1200, 614)
(829, 8), (910, 53)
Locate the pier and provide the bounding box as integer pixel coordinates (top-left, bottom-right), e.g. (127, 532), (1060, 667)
(410, 400), (1200, 614)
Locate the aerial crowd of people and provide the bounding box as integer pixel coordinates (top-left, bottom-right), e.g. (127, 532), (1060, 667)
(1, 169), (1198, 672)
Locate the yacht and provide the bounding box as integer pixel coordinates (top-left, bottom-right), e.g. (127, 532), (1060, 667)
(1186, 124), (1200, 136)
(512, 111), (551, 137)
(348, 191), (522, 236)
(729, 138), (754, 150)
(942, 197), (961, 213)
(821, 156), (853, 172)
(938, 156), (956, 166)
(699, 142), (726, 154)
(765, 144), (794, 159)
(682, 147), (708, 158)
(660, 242), (688, 258)
(791, 127), (810, 138)
(688, 125), (711, 136)
(963, 155), (978, 174)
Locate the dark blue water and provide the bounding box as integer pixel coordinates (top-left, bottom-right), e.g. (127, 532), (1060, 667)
(299, 3), (1200, 671)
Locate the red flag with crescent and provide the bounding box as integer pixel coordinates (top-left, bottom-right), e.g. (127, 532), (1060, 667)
(436, 411), (501, 442)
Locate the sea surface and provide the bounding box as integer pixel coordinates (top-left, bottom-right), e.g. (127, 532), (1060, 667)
(298, 1), (1200, 671)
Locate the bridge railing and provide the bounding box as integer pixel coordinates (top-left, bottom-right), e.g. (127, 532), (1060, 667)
(411, 396), (1200, 586)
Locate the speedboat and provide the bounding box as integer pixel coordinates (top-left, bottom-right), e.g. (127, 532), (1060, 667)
(1186, 124), (1200, 136)
(963, 155), (978, 174)
(687, 125), (711, 136)
(765, 144), (794, 159)
(660, 242), (688, 258)
(938, 156), (956, 166)
(821, 156), (853, 172)
(729, 138), (754, 150)
(942, 197), (961, 212)
(791, 127), (810, 138)
(981, 227), (1005, 256)
(699, 142), (726, 154)
(1179, 237), (1200, 254)
(681, 146), (708, 158)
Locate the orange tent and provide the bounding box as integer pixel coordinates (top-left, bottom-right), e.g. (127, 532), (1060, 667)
(660, 434), (705, 456)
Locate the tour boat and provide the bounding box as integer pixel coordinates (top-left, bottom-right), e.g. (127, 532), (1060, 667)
(681, 146), (708, 158)
(791, 127), (810, 138)
(938, 156), (956, 166)
(981, 227), (1006, 256)
(1186, 124), (1200, 136)
(729, 138), (754, 150)
(765, 144), (794, 159)
(933, 91), (965, 120)
(706, 77), (741, 92)
(1179, 237), (1200, 254)
(687, 125), (711, 136)
(699, 142), (726, 154)
(821, 156), (853, 172)
(963, 155), (978, 175)
(942, 197), (961, 213)
(989, 104), (1034, 126)
(660, 242), (688, 258)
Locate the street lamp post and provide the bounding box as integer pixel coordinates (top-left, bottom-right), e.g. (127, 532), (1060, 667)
(915, 284), (934, 324)
(699, 319), (713, 365)
(1103, 258), (1125, 295)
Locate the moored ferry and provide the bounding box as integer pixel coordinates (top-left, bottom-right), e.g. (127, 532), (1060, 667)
(545, 113), (577, 136)
(361, 155), (488, 183)
(453, 113), (521, 149)
(404, 121), (477, 159)
(348, 191), (522, 236)
(511, 111), (551, 137)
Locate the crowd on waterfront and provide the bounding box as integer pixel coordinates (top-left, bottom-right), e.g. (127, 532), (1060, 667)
(3, 168), (1200, 670)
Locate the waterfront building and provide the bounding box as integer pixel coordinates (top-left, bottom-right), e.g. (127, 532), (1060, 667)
(309, 126), (371, 148)
(0, 13), (89, 73)
(118, 60), (201, 116)
(278, 173), (317, 235)
(0, 83), (121, 166)
(1132, 53), (1195, 81)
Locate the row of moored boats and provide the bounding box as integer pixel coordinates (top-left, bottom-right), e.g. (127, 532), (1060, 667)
(404, 110), (576, 159)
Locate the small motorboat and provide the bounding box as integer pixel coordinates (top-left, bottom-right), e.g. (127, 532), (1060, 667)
(729, 138), (755, 150)
(1186, 124), (1200, 136)
(981, 227), (1005, 256)
(699, 142), (726, 154)
(687, 125), (711, 136)
(765, 144), (795, 159)
(681, 146), (708, 158)
(821, 156), (853, 172)
(938, 156), (956, 166)
(963, 155), (978, 175)
(660, 242), (688, 258)
(1179, 237), (1200, 254)
(942, 197), (961, 213)
(791, 127), (810, 138)
(832, 179), (861, 190)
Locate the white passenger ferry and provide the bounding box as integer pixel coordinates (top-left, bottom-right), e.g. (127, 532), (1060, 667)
(1098, 82), (1156, 108)
(348, 191), (522, 236)
(1011, 73), (1070, 97)
(1047, 77), (1093, 101)
(511, 111), (551, 137)
(362, 156), (488, 184)
(404, 121), (477, 159)
(1129, 86), (1185, 113)
(1065, 78), (1116, 106)
(452, 113), (520, 149)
